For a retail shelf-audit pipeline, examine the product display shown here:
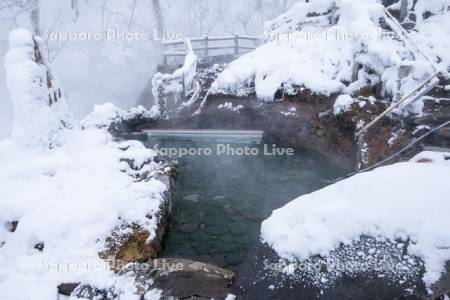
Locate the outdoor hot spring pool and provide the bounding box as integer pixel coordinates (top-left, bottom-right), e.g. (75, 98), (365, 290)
(137, 132), (346, 270)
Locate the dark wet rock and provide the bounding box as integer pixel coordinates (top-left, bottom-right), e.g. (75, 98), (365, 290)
(70, 284), (109, 299)
(415, 98), (450, 148)
(34, 242), (44, 251)
(431, 261), (450, 299)
(58, 283), (80, 296)
(71, 258), (233, 299)
(152, 258), (234, 299)
(5, 220), (19, 232)
(231, 237), (450, 300)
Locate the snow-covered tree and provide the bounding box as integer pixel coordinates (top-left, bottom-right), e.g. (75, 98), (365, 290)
(5, 29), (75, 148)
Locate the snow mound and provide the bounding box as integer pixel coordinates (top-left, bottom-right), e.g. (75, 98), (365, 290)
(5, 29), (75, 149)
(261, 151), (450, 287)
(333, 94), (355, 115)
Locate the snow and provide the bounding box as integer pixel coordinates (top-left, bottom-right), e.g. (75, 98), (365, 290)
(82, 103), (158, 130)
(0, 30), (166, 299)
(211, 0), (449, 113)
(261, 151), (450, 288)
(225, 294), (237, 300)
(4, 29), (75, 149)
(218, 102), (244, 113)
(151, 39), (198, 114)
(333, 94), (354, 115)
(0, 121), (167, 299)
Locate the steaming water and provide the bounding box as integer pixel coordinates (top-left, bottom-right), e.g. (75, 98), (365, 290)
(143, 137), (346, 269)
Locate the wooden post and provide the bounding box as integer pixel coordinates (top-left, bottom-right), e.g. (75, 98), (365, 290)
(234, 34), (239, 56)
(399, 0), (408, 22)
(396, 64), (412, 101)
(157, 83), (166, 118)
(330, 2), (338, 25)
(351, 62), (361, 82)
(204, 35), (209, 57)
(182, 73), (186, 97)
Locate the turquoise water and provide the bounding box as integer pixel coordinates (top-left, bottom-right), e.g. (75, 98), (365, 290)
(143, 137), (346, 269)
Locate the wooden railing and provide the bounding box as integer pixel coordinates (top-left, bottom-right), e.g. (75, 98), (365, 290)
(162, 35), (263, 65)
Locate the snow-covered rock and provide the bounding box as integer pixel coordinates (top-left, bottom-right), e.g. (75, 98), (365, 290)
(261, 152), (450, 289)
(333, 94), (355, 115)
(82, 103), (158, 130)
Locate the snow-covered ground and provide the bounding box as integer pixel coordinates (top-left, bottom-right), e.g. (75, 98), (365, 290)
(261, 151), (450, 287)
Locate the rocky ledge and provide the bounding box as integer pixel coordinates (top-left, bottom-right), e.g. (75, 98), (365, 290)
(232, 238), (450, 300)
(67, 258), (234, 299)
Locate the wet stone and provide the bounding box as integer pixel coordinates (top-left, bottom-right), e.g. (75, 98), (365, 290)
(222, 204), (235, 214)
(220, 234), (235, 243)
(204, 224), (229, 236)
(178, 223), (199, 234)
(183, 194), (200, 202)
(204, 212), (230, 227)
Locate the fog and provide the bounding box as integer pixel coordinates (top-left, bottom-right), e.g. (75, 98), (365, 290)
(0, 0), (299, 135)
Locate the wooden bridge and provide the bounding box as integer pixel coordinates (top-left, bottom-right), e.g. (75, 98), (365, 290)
(162, 35), (263, 66)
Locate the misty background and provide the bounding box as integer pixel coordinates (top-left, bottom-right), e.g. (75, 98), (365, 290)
(0, 0), (300, 136)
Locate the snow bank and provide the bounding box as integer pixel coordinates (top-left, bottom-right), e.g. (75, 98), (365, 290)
(261, 151), (450, 287)
(4, 29), (75, 149)
(211, 0), (448, 106)
(0, 119), (167, 299)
